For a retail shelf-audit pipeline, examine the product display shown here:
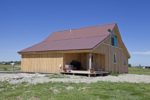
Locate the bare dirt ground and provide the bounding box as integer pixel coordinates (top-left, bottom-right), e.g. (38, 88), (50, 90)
(0, 73), (150, 84)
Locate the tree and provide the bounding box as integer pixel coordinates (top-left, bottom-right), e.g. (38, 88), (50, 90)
(128, 64), (132, 67)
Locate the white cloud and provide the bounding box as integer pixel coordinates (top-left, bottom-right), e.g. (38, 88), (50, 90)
(132, 51), (150, 55)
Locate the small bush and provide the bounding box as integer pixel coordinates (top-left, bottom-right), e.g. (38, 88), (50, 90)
(110, 72), (119, 76)
(3, 67), (8, 71)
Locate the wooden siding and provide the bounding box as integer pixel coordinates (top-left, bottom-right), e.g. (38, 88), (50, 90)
(92, 54), (105, 70)
(93, 26), (128, 73)
(93, 42), (128, 73)
(113, 25), (130, 58)
(21, 53), (63, 73)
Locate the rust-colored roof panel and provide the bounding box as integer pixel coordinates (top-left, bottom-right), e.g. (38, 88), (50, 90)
(19, 23), (116, 53)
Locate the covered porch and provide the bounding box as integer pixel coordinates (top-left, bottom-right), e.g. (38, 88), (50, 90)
(60, 53), (109, 76)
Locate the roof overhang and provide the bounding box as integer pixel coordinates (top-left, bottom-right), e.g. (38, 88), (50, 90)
(18, 49), (93, 55)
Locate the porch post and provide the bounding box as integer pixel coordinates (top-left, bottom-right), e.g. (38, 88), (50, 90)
(89, 53), (92, 70)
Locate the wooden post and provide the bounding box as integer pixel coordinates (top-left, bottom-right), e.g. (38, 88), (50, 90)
(89, 53), (92, 70)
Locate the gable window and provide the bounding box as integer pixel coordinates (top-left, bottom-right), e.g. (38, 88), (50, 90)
(113, 53), (117, 63)
(111, 35), (118, 47)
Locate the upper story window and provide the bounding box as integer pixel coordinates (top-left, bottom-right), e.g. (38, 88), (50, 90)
(111, 35), (118, 47)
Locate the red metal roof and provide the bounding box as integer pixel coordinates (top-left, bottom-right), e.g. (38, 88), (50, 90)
(19, 23), (116, 53)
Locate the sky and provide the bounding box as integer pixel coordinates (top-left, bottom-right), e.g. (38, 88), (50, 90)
(0, 0), (150, 66)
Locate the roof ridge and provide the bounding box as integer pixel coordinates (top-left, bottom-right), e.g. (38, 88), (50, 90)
(53, 23), (116, 33)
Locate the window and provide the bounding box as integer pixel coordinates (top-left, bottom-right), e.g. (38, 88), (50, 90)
(111, 35), (118, 47)
(113, 53), (117, 63)
(111, 36), (115, 46)
(124, 60), (126, 65)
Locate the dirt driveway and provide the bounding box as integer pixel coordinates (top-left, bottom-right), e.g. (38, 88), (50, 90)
(0, 73), (150, 84)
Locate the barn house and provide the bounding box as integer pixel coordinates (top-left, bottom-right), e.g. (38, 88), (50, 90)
(18, 23), (130, 75)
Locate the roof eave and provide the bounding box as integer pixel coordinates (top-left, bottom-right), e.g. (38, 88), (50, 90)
(18, 49), (93, 54)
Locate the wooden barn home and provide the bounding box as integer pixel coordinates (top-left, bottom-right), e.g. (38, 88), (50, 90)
(18, 23), (130, 76)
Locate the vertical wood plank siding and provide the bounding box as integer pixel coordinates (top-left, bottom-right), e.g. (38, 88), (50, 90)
(93, 27), (128, 73)
(21, 53), (63, 73)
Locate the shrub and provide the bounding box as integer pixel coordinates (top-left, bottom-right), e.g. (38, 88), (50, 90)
(3, 67), (8, 71)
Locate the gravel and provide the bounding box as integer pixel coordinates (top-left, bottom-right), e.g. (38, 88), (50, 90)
(0, 73), (150, 84)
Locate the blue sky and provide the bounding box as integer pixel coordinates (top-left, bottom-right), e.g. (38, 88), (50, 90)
(0, 0), (150, 66)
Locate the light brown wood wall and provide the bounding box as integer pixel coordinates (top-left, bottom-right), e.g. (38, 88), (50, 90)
(93, 41), (128, 73)
(93, 54), (105, 70)
(93, 26), (129, 73)
(21, 53), (63, 73)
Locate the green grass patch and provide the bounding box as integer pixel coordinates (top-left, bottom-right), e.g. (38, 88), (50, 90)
(110, 72), (119, 76)
(0, 82), (150, 100)
(129, 67), (150, 75)
(0, 64), (20, 71)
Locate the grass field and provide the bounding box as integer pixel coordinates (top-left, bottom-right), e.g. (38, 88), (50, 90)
(128, 67), (150, 75)
(0, 64), (20, 71)
(0, 82), (149, 100)
(0, 65), (150, 99)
